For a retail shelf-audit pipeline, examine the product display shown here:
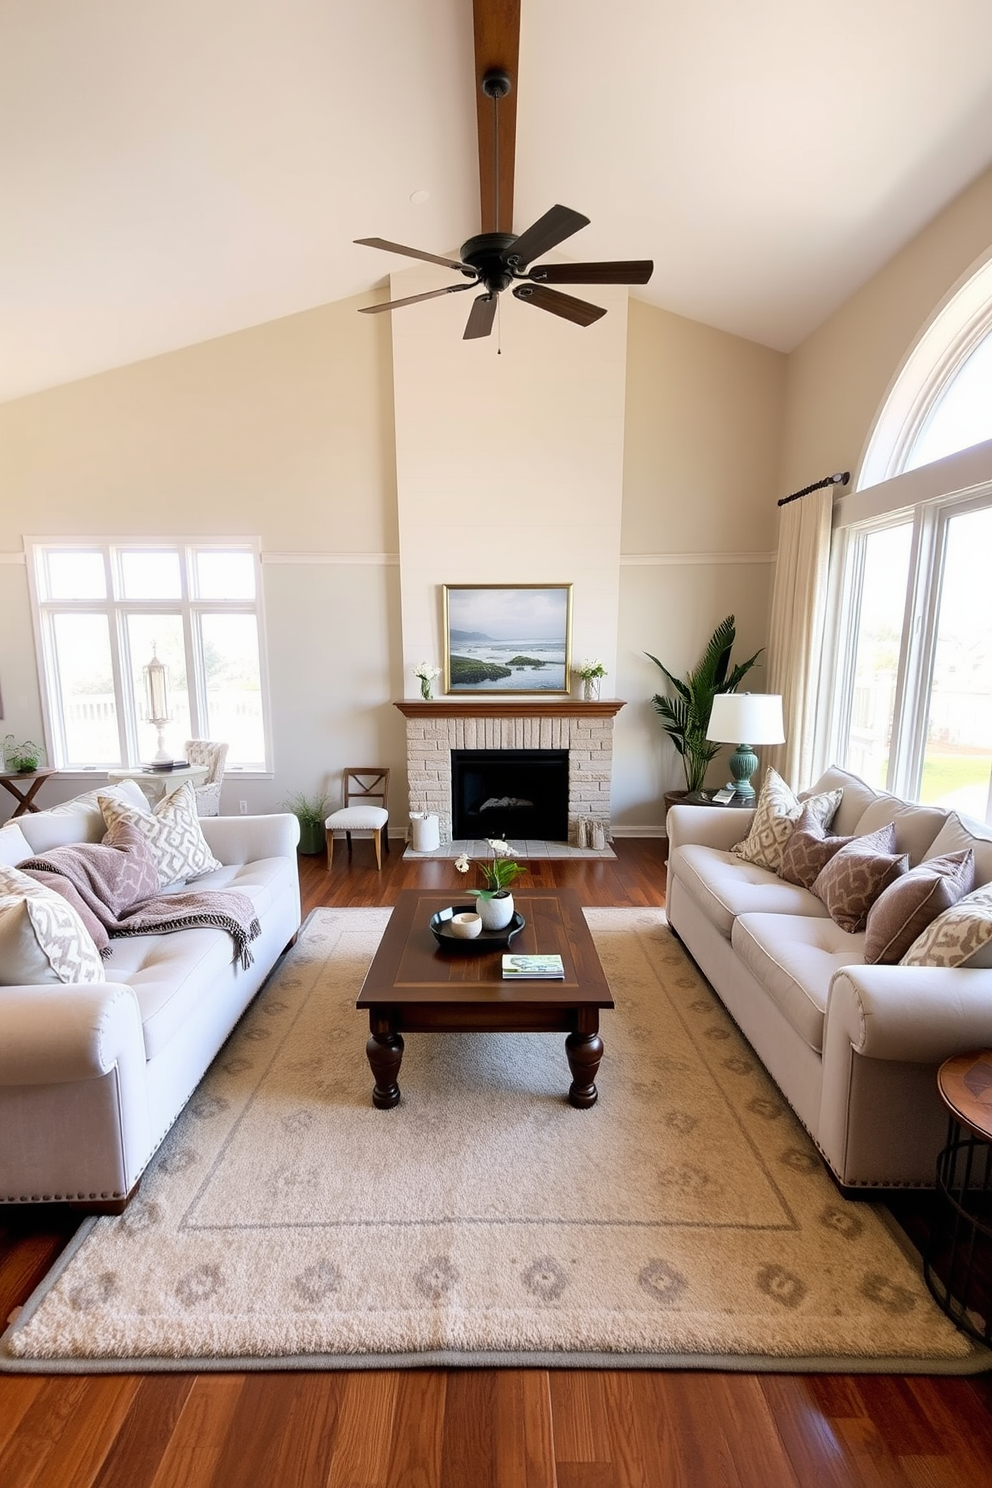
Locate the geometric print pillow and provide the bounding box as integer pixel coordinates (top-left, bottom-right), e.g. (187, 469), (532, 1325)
(731, 767), (842, 876)
(900, 885), (992, 969)
(778, 803), (856, 889)
(810, 824), (906, 934)
(0, 867), (106, 985)
(99, 780), (221, 889)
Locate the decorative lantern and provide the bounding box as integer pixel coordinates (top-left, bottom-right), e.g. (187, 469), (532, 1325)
(143, 643), (171, 761)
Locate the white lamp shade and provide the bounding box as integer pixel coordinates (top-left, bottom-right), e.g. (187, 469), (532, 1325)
(706, 693), (785, 745)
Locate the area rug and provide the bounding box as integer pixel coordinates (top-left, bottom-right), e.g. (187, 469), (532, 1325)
(2, 907), (987, 1373)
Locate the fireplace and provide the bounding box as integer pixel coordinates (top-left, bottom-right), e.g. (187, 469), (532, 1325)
(451, 749), (568, 841)
(395, 699), (624, 846)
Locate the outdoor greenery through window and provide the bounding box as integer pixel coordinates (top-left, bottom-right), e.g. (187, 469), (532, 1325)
(831, 302), (992, 822)
(30, 542), (268, 771)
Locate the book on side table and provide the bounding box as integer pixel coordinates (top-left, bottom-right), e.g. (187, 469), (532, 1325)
(502, 954), (565, 979)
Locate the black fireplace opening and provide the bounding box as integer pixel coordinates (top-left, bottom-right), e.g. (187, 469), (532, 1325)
(451, 749), (568, 842)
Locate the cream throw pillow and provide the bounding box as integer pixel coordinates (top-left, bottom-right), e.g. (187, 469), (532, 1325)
(99, 780), (221, 888)
(900, 885), (992, 969)
(732, 768), (842, 876)
(0, 866), (105, 985)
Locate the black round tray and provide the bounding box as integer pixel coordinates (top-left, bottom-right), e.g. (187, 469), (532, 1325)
(430, 904), (525, 950)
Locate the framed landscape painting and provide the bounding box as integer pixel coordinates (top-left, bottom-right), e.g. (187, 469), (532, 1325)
(443, 584), (572, 695)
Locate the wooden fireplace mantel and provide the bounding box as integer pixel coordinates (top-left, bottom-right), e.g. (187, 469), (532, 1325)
(394, 699), (625, 720)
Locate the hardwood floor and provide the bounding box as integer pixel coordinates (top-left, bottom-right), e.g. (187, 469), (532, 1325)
(2, 837), (991, 1488)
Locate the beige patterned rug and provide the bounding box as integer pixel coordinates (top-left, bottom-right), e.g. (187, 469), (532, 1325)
(2, 907), (987, 1372)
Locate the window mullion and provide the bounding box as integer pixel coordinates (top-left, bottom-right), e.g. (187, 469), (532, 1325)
(888, 509), (937, 797)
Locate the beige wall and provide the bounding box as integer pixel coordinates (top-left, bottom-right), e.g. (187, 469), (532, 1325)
(780, 163), (992, 494)
(615, 300), (784, 826)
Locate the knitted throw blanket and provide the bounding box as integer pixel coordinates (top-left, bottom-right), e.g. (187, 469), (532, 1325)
(19, 825), (261, 969)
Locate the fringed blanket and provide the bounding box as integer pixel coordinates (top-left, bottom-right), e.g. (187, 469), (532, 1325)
(19, 822), (261, 968)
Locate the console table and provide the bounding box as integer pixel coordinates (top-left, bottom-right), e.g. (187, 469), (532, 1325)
(0, 766), (58, 818)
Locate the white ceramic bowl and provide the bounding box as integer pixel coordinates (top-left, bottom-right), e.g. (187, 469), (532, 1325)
(449, 911), (483, 939)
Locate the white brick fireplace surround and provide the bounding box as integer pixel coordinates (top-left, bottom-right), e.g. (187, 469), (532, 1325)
(394, 700), (625, 847)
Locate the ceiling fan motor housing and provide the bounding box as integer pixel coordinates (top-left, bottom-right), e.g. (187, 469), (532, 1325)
(459, 232), (518, 293)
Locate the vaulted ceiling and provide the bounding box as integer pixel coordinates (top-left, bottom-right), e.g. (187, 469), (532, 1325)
(3, 0), (992, 402)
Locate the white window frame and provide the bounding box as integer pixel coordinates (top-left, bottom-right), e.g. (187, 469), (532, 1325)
(26, 537), (273, 775)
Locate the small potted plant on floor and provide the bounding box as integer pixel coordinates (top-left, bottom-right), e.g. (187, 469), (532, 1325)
(282, 789), (331, 855)
(646, 615), (761, 814)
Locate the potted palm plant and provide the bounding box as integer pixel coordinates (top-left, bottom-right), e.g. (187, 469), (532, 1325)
(646, 615), (761, 811)
(282, 789), (331, 856)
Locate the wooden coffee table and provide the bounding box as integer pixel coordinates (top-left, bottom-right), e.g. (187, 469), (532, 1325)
(357, 887), (614, 1109)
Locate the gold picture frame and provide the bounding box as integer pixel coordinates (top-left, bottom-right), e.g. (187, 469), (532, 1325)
(442, 584), (573, 695)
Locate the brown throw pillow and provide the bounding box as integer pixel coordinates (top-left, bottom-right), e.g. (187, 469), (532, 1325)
(811, 823), (906, 933)
(779, 804), (856, 889)
(864, 850), (976, 965)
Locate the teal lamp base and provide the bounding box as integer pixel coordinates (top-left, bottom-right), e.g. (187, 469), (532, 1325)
(725, 744), (759, 798)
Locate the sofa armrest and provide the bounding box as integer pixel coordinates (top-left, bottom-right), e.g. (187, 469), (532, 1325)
(827, 964), (992, 1063)
(0, 982), (146, 1085)
(667, 803), (755, 854)
(199, 812), (300, 865)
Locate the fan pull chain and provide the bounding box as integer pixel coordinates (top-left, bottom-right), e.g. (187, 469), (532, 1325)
(497, 293), (502, 355)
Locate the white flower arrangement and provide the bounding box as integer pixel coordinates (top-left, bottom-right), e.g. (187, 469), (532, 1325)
(412, 661), (441, 700)
(575, 658), (607, 680)
(454, 838), (525, 898)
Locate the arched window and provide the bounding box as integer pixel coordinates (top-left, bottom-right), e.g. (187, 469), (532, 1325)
(823, 254), (992, 822)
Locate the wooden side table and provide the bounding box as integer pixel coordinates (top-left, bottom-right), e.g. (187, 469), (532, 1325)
(924, 1051), (992, 1345)
(683, 789), (755, 809)
(0, 766), (58, 818)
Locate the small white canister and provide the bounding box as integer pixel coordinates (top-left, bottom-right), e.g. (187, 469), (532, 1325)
(590, 820), (606, 851)
(409, 813), (440, 853)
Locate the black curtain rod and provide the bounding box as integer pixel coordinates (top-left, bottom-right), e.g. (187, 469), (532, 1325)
(777, 470), (850, 508)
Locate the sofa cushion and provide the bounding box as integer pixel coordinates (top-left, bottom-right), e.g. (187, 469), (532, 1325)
(99, 781), (222, 888)
(671, 843), (829, 939)
(779, 804), (856, 889)
(731, 768), (842, 875)
(162, 855), (288, 921)
(732, 912), (864, 1054)
(852, 797), (948, 867)
(925, 811), (992, 888)
(864, 850), (975, 965)
(16, 780), (149, 854)
(811, 824), (907, 933)
(900, 885), (992, 970)
(0, 867), (105, 986)
(0, 820), (33, 867)
(804, 766), (880, 836)
(104, 926), (242, 1059)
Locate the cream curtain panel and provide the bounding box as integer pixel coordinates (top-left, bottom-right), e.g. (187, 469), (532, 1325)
(764, 487), (833, 791)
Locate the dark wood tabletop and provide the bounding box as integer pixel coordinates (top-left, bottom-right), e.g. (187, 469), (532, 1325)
(357, 887), (614, 1108)
(937, 1050), (992, 1142)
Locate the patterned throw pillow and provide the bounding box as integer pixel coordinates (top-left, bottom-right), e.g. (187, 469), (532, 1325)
(864, 850), (975, 965)
(731, 768), (842, 875)
(99, 781), (221, 888)
(900, 885), (992, 969)
(810, 824), (907, 934)
(779, 804), (856, 889)
(0, 866), (105, 985)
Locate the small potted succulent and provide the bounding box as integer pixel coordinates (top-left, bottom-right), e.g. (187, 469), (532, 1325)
(2, 736), (44, 773)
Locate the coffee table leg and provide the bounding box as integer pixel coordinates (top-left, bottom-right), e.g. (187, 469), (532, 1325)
(565, 1031), (603, 1108)
(366, 1032), (404, 1108)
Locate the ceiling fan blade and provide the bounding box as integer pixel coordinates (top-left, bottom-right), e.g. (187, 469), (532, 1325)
(354, 237), (467, 273)
(473, 0), (520, 233)
(508, 206), (590, 268)
(359, 282), (477, 315)
(463, 293), (499, 340)
(512, 284), (606, 327)
(529, 260), (655, 286)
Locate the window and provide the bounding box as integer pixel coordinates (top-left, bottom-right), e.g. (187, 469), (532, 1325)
(29, 541), (269, 772)
(831, 497), (992, 821)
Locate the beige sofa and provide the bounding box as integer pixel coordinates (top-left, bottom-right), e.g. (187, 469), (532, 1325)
(0, 783), (301, 1209)
(666, 766), (992, 1190)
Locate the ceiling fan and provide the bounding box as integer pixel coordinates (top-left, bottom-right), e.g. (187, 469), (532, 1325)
(355, 0), (653, 341)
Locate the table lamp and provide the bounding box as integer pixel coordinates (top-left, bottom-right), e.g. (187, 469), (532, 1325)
(705, 693), (785, 799)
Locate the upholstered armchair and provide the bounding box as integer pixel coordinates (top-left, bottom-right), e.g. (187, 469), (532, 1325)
(184, 739), (229, 817)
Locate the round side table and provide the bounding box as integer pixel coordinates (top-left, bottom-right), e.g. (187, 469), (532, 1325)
(683, 790), (755, 809)
(924, 1050), (992, 1345)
